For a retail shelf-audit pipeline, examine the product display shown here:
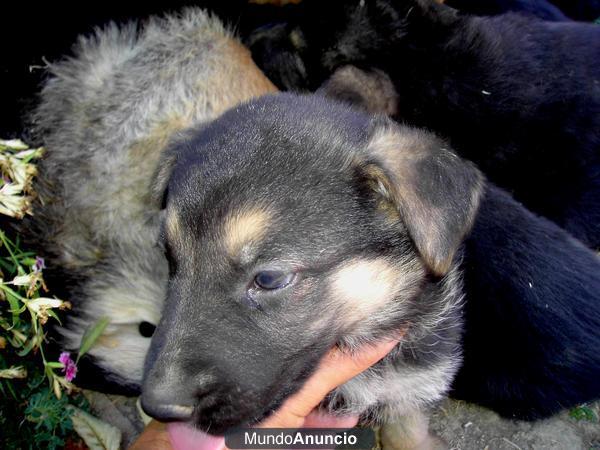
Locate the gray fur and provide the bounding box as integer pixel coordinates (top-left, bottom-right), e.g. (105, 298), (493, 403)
(27, 8), (275, 387)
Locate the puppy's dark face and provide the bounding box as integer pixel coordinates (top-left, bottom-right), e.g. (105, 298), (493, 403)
(141, 94), (482, 433)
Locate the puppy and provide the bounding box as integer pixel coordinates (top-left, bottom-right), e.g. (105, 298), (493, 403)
(143, 93), (481, 446)
(26, 8), (276, 393)
(245, 0), (600, 249)
(141, 94), (600, 448)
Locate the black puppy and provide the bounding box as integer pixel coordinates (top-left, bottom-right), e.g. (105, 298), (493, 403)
(141, 94), (600, 448)
(246, 0), (600, 249)
(458, 186), (600, 419)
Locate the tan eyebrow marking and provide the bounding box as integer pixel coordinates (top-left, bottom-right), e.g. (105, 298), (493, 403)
(223, 207), (272, 257)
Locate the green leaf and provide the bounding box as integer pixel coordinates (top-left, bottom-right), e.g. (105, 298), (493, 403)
(45, 362), (64, 369)
(17, 337), (37, 356)
(77, 316), (110, 363)
(46, 308), (62, 325)
(4, 289), (25, 317)
(69, 406), (121, 450)
(21, 257), (38, 267)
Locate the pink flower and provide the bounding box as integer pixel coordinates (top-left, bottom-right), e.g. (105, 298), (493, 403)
(58, 352), (70, 365)
(58, 352), (77, 382)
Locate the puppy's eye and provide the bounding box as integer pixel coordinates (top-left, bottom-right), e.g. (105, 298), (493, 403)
(254, 271), (295, 290)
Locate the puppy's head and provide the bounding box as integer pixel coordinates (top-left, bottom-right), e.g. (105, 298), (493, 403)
(141, 94), (482, 433)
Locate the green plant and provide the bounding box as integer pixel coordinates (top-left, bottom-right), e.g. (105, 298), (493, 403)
(24, 387), (77, 448)
(569, 405), (598, 422)
(0, 138), (109, 449)
(0, 139), (74, 394)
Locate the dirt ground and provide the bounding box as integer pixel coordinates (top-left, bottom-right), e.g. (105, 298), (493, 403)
(88, 392), (600, 449)
(428, 398), (600, 450)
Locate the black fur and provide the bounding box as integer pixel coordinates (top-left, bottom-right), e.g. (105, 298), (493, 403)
(458, 184), (600, 419)
(550, 0), (600, 20)
(245, 0), (600, 249)
(446, 0), (568, 21)
(447, 0), (600, 21)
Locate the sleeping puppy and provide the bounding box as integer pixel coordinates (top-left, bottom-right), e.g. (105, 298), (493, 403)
(25, 8), (276, 393)
(245, 0), (600, 250)
(141, 94), (600, 449)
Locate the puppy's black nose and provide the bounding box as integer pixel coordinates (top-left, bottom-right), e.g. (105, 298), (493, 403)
(141, 390), (194, 422)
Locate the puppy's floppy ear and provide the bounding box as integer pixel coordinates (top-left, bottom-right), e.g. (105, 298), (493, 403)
(360, 123), (484, 275)
(317, 65), (398, 116)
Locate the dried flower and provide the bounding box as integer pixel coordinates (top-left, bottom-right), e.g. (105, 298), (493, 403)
(58, 352), (78, 382)
(0, 139), (29, 150)
(26, 297), (70, 324)
(10, 273), (35, 286)
(6, 263), (48, 297)
(0, 141), (43, 218)
(0, 182), (32, 218)
(0, 365), (27, 379)
(53, 377), (62, 400)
